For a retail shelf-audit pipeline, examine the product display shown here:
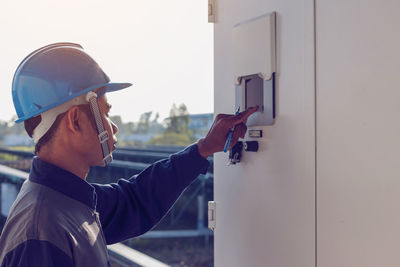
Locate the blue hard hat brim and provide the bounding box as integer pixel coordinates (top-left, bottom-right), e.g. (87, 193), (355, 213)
(15, 82), (132, 123)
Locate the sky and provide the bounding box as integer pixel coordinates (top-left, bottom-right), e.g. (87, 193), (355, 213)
(0, 0), (213, 123)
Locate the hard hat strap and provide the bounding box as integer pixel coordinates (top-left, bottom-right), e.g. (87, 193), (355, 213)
(86, 91), (112, 166)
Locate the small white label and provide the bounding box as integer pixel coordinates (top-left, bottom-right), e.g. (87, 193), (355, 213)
(249, 130), (263, 138)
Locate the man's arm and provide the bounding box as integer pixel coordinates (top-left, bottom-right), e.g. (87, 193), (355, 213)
(1, 240), (74, 267)
(92, 143), (210, 244)
(93, 107), (258, 245)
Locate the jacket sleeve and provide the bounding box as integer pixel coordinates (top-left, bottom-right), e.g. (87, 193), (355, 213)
(92, 144), (210, 244)
(1, 240), (74, 267)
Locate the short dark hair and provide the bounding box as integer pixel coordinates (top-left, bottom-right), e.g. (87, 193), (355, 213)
(24, 113), (66, 155)
(24, 104), (96, 155)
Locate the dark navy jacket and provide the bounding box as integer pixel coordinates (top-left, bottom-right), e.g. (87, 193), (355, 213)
(0, 144), (209, 266)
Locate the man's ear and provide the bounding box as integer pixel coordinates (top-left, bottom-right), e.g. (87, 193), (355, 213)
(65, 106), (81, 133)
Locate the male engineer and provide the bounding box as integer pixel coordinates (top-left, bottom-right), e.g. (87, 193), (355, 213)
(0, 43), (257, 266)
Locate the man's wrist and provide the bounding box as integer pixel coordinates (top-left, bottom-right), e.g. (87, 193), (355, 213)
(197, 138), (212, 159)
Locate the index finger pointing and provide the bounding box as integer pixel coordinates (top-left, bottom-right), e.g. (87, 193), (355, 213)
(231, 106), (259, 125)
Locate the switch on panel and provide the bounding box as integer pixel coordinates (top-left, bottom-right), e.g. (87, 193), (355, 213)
(228, 141), (259, 165)
(232, 12), (276, 126)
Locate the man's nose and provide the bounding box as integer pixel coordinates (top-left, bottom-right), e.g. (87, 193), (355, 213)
(111, 121), (119, 135)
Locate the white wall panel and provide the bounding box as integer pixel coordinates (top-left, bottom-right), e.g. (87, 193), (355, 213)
(214, 0), (315, 266)
(316, 0), (400, 266)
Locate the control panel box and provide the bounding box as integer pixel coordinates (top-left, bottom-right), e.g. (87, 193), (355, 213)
(233, 12), (276, 126)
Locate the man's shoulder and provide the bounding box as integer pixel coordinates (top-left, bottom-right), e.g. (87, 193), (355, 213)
(0, 239), (74, 267)
(0, 205), (74, 266)
(0, 180), (94, 263)
(7, 180), (89, 225)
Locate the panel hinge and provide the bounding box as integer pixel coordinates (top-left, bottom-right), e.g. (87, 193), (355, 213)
(208, 201), (216, 231)
(208, 0), (216, 23)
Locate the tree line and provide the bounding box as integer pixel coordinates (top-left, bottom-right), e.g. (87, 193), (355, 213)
(0, 103), (196, 147)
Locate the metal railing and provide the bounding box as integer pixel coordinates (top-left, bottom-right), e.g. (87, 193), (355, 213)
(108, 243), (170, 267)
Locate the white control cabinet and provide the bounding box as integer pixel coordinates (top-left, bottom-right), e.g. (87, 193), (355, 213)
(213, 0), (400, 266)
(316, 0), (400, 266)
(213, 0), (315, 266)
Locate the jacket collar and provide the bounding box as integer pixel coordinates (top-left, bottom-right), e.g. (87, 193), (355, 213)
(29, 157), (97, 210)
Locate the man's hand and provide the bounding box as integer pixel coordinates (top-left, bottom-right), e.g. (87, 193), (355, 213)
(197, 106), (259, 158)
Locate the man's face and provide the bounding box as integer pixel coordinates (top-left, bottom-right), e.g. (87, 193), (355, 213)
(80, 94), (119, 166)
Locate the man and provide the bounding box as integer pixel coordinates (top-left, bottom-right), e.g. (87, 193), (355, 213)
(0, 43), (257, 266)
